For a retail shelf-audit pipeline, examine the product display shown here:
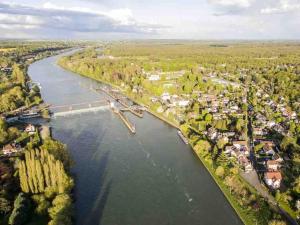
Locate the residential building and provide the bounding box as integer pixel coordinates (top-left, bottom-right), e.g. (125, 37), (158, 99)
(177, 99), (190, 107)
(2, 144), (18, 155)
(148, 74), (160, 81)
(266, 160), (281, 171)
(238, 155), (253, 172)
(25, 124), (36, 134)
(264, 171), (282, 189)
(253, 127), (267, 136)
(161, 92), (171, 101)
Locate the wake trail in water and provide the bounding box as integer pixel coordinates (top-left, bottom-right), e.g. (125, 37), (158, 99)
(137, 139), (192, 203)
(137, 139), (152, 160)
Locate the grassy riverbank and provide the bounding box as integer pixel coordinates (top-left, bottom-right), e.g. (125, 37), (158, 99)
(192, 146), (265, 225)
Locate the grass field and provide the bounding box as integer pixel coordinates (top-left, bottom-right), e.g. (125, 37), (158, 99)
(0, 48), (16, 52)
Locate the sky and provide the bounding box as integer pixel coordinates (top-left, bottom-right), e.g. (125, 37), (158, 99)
(0, 0), (299, 40)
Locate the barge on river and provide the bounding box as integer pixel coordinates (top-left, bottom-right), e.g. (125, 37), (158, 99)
(177, 130), (189, 144)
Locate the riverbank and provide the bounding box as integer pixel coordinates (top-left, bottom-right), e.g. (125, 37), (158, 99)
(23, 50), (75, 224)
(192, 146), (258, 225)
(126, 97), (180, 129)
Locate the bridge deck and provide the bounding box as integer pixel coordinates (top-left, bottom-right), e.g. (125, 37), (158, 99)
(52, 105), (110, 117)
(50, 99), (109, 117)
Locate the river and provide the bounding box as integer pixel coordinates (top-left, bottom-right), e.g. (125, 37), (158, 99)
(28, 50), (243, 225)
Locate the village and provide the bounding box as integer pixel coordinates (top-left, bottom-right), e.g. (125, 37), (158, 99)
(1, 122), (51, 156)
(127, 63), (300, 211)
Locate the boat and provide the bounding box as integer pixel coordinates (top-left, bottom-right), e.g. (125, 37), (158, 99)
(19, 112), (40, 119)
(177, 130), (189, 144)
(132, 125), (136, 133)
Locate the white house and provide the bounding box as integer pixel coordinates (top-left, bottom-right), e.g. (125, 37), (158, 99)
(264, 171), (282, 189)
(150, 97), (159, 103)
(230, 105), (239, 111)
(177, 99), (190, 107)
(225, 146), (235, 156)
(161, 92), (171, 101)
(2, 144), (18, 155)
(207, 128), (218, 140)
(110, 102), (115, 108)
(213, 113), (223, 120)
(266, 160), (281, 171)
(222, 132), (235, 137)
(223, 97), (230, 105)
(232, 140), (249, 156)
(256, 91), (262, 97)
(291, 111), (297, 119)
(25, 124), (36, 134)
(148, 74), (160, 81)
(238, 155), (253, 172)
(232, 140), (247, 149)
(211, 100), (220, 107)
(267, 121), (276, 128)
(132, 85), (139, 93)
(253, 127), (266, 136)
(296, 200), (300, 210)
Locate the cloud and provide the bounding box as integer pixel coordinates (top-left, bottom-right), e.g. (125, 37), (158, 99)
(208, 0), (253, 8)
(0, 13), (43, 27)
(0, 0), (299, 40)
(260, 0), (300, 14)
(203, 0), (300, 39)
(208, 0), (255, 16)
(0, 2), (166, 39)
(208, 0), (300, 16)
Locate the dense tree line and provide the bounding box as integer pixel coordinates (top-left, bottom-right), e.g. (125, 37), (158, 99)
(0, 118), (20, 146)
(19, 148), (73, 194)
(18, 147), (73, 225)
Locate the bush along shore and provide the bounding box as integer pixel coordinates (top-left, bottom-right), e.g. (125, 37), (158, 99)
(57, 46), (294, 225)
(0, 43), (75, 225)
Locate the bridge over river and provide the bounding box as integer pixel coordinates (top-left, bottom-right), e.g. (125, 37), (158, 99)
(50, 99), (110, 117)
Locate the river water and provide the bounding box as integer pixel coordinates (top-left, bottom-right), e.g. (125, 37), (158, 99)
(28, 51), (243, 225)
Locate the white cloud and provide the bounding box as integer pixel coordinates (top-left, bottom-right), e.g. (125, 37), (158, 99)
(208, 0), (253, 8)
(261, 0), (300, 14)
(106, 8), (133, 25)
(43, 2), (137, 26)
(0, 13), (43, 26)
(0, 2), (166, 39)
